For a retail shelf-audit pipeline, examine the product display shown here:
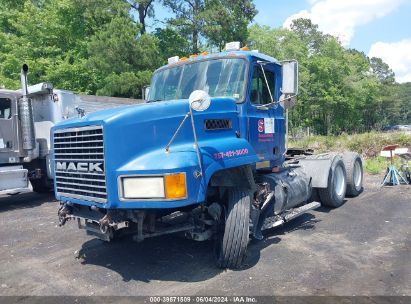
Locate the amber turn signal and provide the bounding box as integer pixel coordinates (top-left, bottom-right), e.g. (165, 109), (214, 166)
(164, 173), (187, 199)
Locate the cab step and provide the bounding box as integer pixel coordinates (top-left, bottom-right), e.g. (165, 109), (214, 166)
(262, 201), (321, 230)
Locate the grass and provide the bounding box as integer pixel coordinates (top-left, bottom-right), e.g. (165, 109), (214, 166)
(289, 131), (411, 175)
(364, 157), (389, 175)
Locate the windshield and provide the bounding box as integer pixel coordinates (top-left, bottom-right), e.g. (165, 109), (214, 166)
(149, 58), (247, 102)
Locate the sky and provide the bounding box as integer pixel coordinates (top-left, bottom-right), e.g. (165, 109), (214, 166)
(149, 0), (411, 83)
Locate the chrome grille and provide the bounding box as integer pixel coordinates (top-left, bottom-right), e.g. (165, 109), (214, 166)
(53, 125), (107, 203)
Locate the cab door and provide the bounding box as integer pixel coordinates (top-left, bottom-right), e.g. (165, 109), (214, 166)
(247, 63), (278, 168)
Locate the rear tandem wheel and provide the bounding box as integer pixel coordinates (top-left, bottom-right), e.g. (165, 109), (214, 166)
(319, 157), (347, 208)
(343, 152), (363, 197)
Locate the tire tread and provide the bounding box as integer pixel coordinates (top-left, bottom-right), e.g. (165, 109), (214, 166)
(343, 152), (363, 197)
(319, 158), (346, 208)
(216, 187), (250, 269)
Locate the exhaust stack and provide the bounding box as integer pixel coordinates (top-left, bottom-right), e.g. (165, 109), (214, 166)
(18, 64), (36, 151)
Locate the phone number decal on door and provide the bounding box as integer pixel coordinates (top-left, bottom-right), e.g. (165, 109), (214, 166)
(213, 148), (249, 160)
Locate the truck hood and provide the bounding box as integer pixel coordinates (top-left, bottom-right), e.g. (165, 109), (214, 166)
(52, 97), (241, 172)
(52, 97), (262, 208)
(54, 98), (237, 129)
(54, 101), (157, 127)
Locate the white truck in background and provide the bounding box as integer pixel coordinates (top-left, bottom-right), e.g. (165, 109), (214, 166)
(0, 64), (142, 194)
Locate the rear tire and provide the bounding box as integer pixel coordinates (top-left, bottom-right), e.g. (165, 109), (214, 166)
(215, 187), (250, 269)
(343, 152), (363, 197)
(319, 157), (347, 208)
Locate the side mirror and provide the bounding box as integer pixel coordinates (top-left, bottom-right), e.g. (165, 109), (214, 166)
(143, 86), (150, 101)
(282, 60), (298, 95)
(189, 90), (211, 112)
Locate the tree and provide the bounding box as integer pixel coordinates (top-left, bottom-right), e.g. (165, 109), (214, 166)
(395, 83), (411, 123)
(0, 2), (406, 125)
(97, 70), (152, 98)
(290, 18), (329, 54)
(0, 0), (159, 97)
(0, 0), (129, 91)
(163, 0), (205, 53)
(154, 27), (190, 61)
(124, 0), (156, 35)
(202, 0), (257, 50)
(0, 0), (84, 89)
(163, 0), (257, 52)
(370, 57), (395, 85)
(87, 15), (161, 97)
(248, 19), (398, 135)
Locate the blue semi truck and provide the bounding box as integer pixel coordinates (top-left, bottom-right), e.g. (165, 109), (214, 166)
(53, 43), (363, 268)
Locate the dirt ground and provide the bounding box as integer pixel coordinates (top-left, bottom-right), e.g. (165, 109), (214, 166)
(0, 174), (410, 296)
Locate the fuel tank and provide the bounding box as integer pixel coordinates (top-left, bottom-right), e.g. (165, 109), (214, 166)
(257, 167), (312, 216)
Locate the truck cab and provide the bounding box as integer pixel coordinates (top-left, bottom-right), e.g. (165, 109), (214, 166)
(0, 91), (21, 160)
(0, 64), (145, 195)
(54, 45), (363, 269)
(0, 79), (80, 194)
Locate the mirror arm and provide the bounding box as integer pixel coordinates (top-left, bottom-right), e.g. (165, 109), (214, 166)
(255, 94), (297, 110)
(165, 111), (191, 152)
(189, 107), (203, 177)
(164, 109), (204, 177)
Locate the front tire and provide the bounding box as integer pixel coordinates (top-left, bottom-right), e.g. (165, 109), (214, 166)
(215, 187), (250, 269)
(319, 157), (347, 208)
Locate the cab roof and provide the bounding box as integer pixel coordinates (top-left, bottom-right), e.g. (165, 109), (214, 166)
(155, 50), (280, 73)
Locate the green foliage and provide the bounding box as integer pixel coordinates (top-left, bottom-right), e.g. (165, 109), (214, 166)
(0, 0), (160, 97)
(370, 57), (395, 85)
(201, 0), (257, 50)
(162, 0), (206, 53)
(364, 156), (404, 175)
(125, 0), (156, 35)
(364, 157), (388, 175)
(87, 18), (159, 73)
(154, 27), (190, 62)
(248, 19), (409, 135)
(0, 0), (408, 129)
(163, 0), (256, 52)
(392, 83), (411, 124)
(96, 70), (152, 98)
(0, 0), (258, 98)
(290, 131), (411, 158)
(45, 55), (99, 94)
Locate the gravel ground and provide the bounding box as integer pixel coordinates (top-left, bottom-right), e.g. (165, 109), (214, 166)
(0, 174), (410, 296)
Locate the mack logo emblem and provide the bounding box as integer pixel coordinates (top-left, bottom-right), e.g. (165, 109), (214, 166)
(56, 162), (103, 172)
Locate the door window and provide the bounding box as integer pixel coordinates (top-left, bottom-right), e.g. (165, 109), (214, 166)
(250, 66), (275, 105)
(0, 98), (11, 119)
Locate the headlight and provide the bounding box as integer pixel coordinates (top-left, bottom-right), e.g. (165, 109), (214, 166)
(122, 177), (165, 199)
(120, 173), (187, 200)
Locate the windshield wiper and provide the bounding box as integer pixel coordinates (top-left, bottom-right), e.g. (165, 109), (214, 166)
(146, 99), (162, 103)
